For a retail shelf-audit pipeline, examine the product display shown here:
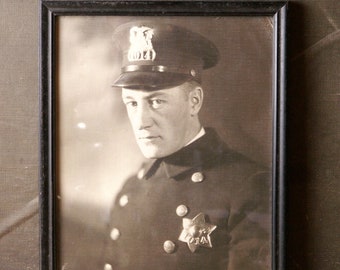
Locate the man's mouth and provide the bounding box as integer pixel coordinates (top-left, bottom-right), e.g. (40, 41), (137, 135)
(138, 135), (160, 142)
(139, 136), (158, 139)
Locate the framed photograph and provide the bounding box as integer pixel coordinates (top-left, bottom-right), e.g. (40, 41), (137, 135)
(40, 1), (287, 269)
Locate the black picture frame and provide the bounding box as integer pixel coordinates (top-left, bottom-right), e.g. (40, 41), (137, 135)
(40, 1), (287, 269)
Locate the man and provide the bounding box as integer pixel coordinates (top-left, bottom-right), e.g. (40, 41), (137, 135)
(103, 21), (270, 270)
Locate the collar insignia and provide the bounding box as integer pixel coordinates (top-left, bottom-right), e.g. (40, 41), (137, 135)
(178, 213), (217, 252)
(128, 26), (156, 62)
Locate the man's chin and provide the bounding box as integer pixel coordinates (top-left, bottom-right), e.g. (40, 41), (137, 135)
(138, 146), (163, 159)
(140, 150), (161, 159)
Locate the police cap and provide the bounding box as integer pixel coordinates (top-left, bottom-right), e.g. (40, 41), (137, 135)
(112, 21), (219, 90)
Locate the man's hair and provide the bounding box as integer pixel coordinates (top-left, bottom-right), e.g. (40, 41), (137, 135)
(180, 80), (202, 100)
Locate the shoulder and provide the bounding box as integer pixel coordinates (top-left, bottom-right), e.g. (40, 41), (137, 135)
(204, 145), (270, 207)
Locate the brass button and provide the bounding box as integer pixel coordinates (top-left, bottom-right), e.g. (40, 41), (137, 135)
(110, 228), (121, 241)
(119, 194), (129, 207)
(137, 168), (145, 180)
(191, 172), (204, 183)
(163, 240), (176, 254)
(176, 205), (188, 217)
(104, 263), (113, 270)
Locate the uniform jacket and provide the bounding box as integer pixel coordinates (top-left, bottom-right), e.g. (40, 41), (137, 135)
(104, 128), (271, 270)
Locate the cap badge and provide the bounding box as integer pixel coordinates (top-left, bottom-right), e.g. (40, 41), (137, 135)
(178, 213), (217, 253)
(128, 26), (156, 62)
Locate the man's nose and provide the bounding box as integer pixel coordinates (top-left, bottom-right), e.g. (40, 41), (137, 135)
(134, 104), (153, 130)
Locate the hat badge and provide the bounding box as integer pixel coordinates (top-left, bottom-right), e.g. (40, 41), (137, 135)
(128, 26), (156, 62)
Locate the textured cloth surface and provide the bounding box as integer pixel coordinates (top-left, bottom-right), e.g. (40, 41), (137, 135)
(0, 0), (39, 269)
(0, 0), (340, 270)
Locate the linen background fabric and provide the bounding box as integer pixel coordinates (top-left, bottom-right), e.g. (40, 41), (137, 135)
(0, 1), (339, 270)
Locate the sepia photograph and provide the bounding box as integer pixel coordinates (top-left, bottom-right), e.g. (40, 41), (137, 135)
(41, 2), (286, 269)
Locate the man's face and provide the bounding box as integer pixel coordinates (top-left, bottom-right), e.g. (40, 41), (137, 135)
(122, 84), (195, 159)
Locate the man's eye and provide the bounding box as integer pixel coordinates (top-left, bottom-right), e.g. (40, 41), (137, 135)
(125, 101), (138, 107)
(150, 99), (164, 109)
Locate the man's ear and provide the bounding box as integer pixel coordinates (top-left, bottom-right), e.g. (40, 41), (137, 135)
(189, 86), (204, 116)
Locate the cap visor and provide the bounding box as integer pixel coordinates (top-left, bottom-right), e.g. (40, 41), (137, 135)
(112, 71), (192, 90)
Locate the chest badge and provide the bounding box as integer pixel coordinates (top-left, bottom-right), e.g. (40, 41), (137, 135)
(178, 213), (217, 252)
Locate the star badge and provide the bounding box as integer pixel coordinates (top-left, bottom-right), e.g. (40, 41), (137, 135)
(178, 213), (217, 252)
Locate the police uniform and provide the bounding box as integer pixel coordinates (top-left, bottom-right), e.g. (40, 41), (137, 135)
(104, 22), (271, 270)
